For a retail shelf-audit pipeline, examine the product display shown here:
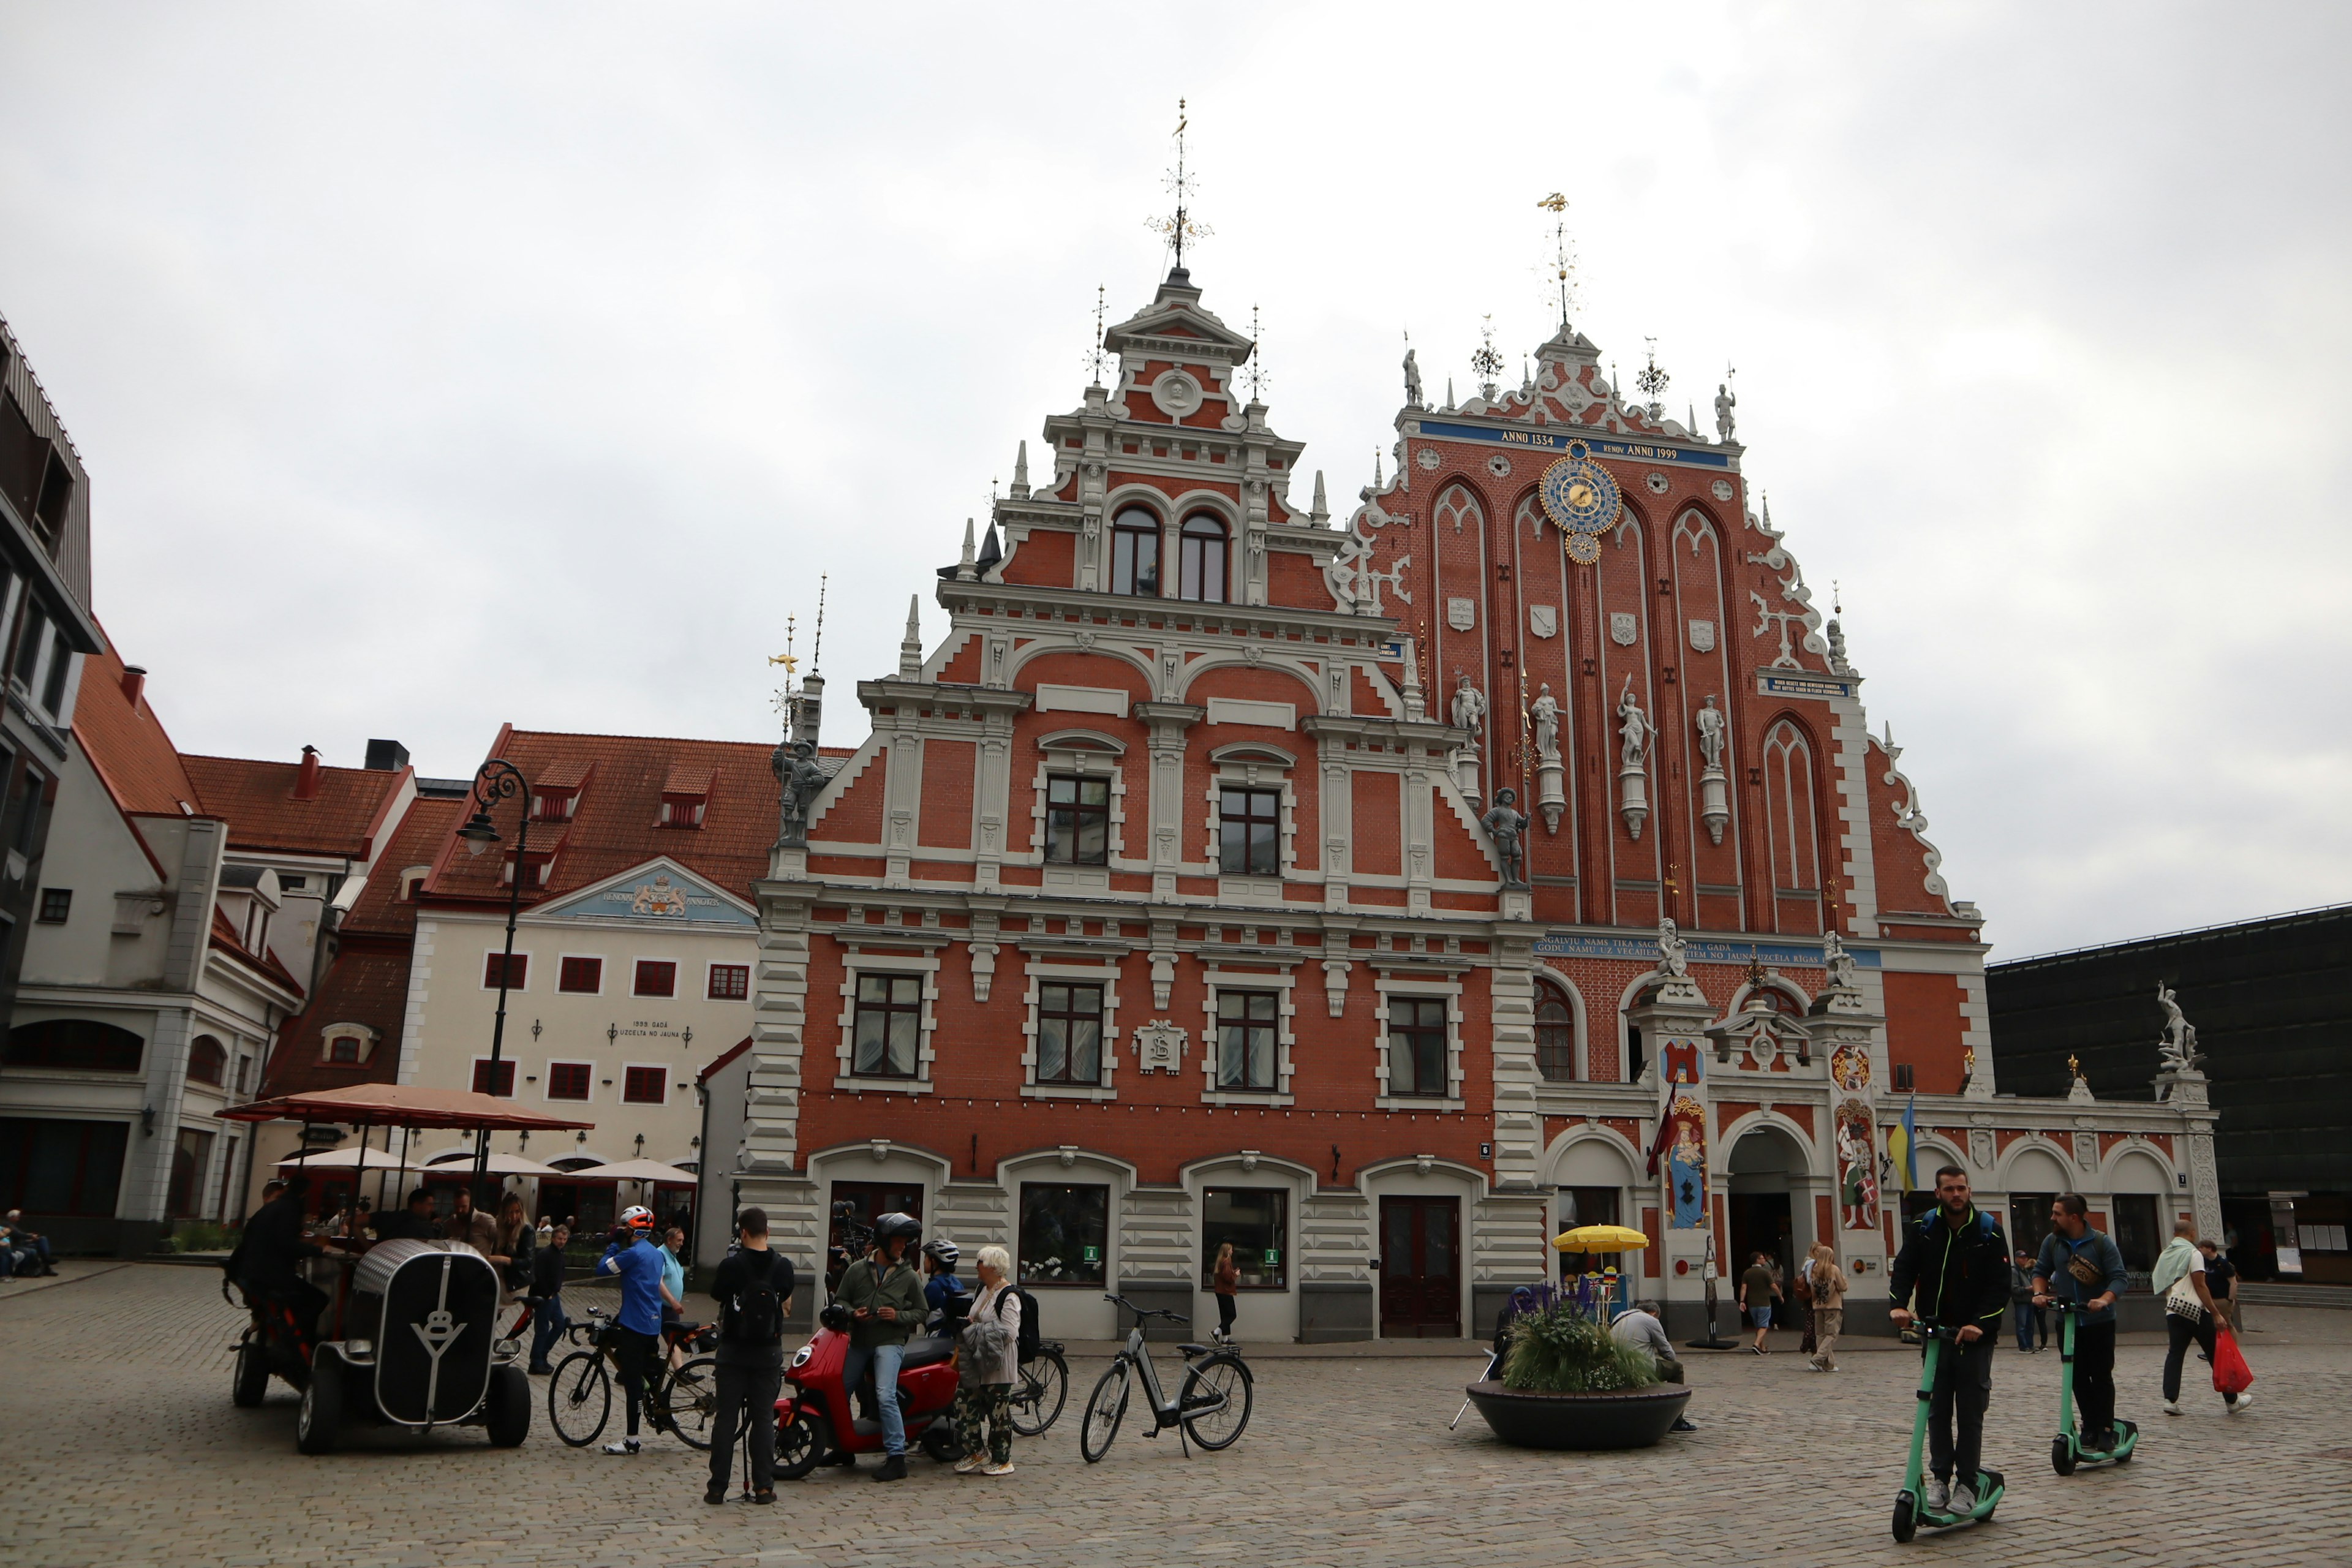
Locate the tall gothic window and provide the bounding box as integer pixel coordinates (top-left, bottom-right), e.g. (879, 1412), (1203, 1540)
(1110, 507), (1161, 597)
(1436, 484), (1483, 537)
(1535, 984), (1577, 1082)
(1763, 719), (1823, 934)
(1178, 514), (1228, 602)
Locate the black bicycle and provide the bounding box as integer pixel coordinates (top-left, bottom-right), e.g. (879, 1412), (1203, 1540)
(547, 1308), (719, 1450)
(1009, 1340), (1070, 1436)
(1078, 1293), (1251, 1462)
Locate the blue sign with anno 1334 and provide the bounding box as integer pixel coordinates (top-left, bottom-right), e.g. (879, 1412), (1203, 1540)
(1532, 933), (1879, 968)
(1414, 418), (1736, 470)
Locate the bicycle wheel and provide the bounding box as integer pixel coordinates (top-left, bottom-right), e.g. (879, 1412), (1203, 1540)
(547, 1351), (611, 1448)
(1178, 1352), (1252, 1450)
(657, 1355), (718, 1451)
(1078, 1359), (1131, 1464)
(1008, 1349), (1068, 1436)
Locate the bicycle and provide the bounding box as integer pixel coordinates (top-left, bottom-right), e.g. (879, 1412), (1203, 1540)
(546, 1308), (720, 1450)
(1009, 1340), (1070, 1436)
(1077, 1293), (1251, 1463)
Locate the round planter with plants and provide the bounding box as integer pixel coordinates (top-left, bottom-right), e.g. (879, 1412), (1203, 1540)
(1463, 1283), (1691, 1450)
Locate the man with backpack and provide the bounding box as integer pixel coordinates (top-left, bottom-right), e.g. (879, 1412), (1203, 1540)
(1889, 1165), (2011, 1517)
(705, 1207), (796, 1505)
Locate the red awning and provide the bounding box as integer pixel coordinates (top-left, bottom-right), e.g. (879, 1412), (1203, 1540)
(217, 1082), (596, 1133)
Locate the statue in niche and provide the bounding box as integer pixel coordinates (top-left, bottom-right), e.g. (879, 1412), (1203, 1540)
(1656, 914), (1689, 979)
(1616, 678), (1653, 771)
(1822, 927), (1859, 992)
(1452, 672), (1487, 736)
(1531, 684), (1560, 760)
(1482, 787), (1528, 888)
(2156, 984), (2204, 1072)
(1403, 347), (1424, 407)
(1694, 694), (1727, 772)
(773, 738), (826, 849)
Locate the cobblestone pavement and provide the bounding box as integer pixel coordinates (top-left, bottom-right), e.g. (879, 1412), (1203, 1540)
(4, 1265), (2350, 1567)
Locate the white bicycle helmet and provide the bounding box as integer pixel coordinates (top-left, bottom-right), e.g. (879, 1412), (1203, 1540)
(922, 1237), (960, 1268)
(620, 1204), (655, 1234)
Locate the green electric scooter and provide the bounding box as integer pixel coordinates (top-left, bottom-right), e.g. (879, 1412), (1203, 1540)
(1891, 1324), (2007, 1542)
(2049, 1299), (2138, 1474)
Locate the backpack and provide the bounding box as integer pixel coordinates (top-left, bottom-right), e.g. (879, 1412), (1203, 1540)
(726, 1252), (789, 1344)
(1013, 1285), (1042, 1362)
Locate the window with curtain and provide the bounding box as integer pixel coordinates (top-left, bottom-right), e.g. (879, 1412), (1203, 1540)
(1178, 514), (1228, 601)
(1035, 981), (1104, 1085)
(1386, 997), (1450, 1097)
(852, 973), (923, 1078)
(1216, 991), (1278, 1090)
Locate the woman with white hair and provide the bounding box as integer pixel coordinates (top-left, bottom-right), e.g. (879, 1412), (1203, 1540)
(952, 1243), (1023, 1477)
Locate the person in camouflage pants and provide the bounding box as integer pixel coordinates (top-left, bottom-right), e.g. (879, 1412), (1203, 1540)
(951, 1246), (1022, 1476)
(954, 1382), (1013, 1468)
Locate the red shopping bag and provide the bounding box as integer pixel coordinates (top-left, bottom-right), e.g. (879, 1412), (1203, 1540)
(2212, 1325), (2255, 1397)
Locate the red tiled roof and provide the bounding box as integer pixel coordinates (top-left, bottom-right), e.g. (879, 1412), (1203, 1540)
(535, 760), (592, 791)
(72, 628), (202, 819)
(662, 763), (714, 797)
(257, 935), (412, 1096)
(209, 906), (306, 998)
(341, 796), (467, 938)
(182, 752), (409, 859)
(420, 729), (776, 910)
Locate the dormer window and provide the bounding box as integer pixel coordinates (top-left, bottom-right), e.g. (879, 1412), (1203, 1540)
(500, 847), (556, 888)
(659, 766), (712, 829)
(531, 787), (581, 823)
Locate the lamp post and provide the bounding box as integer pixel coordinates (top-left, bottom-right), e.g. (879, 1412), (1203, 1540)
(457, 758), (530, 1211)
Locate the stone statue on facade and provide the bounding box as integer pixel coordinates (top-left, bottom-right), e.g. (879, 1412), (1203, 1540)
(1714, 380), (1736, 443)
(1694, 693), (1726, 772)
(1404, 347), (1424, 408)
(1616, 679), (1653, 771)
(1481, 786), (1528, 888)
(1822, 927), (1859, 992)
(1531, 684), (1559, 760)
(1451, 672), (1486, 736)
(2156, 983), (2204, 1072)
(1656, 914), (1690, 978)
(773, 737), (826, 849)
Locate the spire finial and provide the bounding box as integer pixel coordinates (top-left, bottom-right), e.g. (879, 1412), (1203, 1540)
(1471, 314), (1503, 402)
(1147, 99), (1210, 273)
(1537, 192), (1574, 328)
(899, 594), (922, 677)
(1635, 336), (1670, 419)
(1012, 439), (1030, 497)
(1243, 303), (1266, 400)
(810, 573), (828, 673)
(957, 517), (977, 581)
(1088, 285), (1108, 385)
(1310, 469), (1328, 526)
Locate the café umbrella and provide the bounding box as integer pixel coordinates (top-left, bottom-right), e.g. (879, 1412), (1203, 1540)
(1553, 1225), (1652, 1252)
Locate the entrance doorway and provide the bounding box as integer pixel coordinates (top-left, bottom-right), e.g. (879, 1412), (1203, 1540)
(1378, 1195), (1460, 1338)
(1726, 1126), (1809, 1327)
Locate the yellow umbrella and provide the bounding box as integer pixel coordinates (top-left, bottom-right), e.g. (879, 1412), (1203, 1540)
(1553, 1224), (1652, 1252)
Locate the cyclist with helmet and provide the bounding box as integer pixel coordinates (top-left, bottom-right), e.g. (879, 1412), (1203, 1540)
(595, 1205), (666, 1456)
(837, 1211), (927, 1481)
(922, 1237), (969, 1330)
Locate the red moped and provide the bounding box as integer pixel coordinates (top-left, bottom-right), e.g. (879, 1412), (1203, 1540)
(772, 1303), (962, 1477)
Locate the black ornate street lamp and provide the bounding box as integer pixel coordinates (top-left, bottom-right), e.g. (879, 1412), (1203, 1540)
(458, 758), (530, 1208)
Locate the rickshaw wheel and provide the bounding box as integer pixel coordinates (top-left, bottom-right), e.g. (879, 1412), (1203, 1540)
(233, 1338), (268, 1408)
(296, 1347), (344, 1455)
(484, 1364), (531, 1447)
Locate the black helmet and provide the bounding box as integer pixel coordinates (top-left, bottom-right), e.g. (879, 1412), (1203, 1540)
(874, 1212), (922, 1247)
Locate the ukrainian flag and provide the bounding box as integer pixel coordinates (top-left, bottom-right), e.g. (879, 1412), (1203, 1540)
(1886, 1096), (1920, 1193)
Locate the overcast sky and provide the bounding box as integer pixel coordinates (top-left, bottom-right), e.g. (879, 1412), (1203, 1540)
(1, 2), (2345, 960)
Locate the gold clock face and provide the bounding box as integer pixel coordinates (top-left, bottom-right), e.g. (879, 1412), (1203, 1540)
(1567, 480), (1597, 510)
(1540, 451), (1622, 540)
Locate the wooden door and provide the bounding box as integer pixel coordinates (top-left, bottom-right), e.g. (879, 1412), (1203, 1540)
(1379, 1196), (1461, 1338)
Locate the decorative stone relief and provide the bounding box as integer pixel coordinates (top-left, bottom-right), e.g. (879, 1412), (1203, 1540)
(2073, 1131), (2098, 1173)
(1134, 1019), (1187, 1074)
(1645, 472), (1670, 494)
(1528, 605), (1558, 639)
(1150, 371), (1202, 418)
(1610, 612), (1638, 646)
(1447, 597), (1477, 632)
(1415, 447), (1439, 471)
(1487, 454), (1513, 477)
(1711, 478), (1735, 502)
(1687, 619), (1716, 653)
(1970, 1129), (1995, 1170)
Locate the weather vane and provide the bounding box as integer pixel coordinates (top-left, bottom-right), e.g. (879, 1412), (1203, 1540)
(1470, 314), (1504, 402)
(1243, 304), (1267, 400)
(1635, 336), (1670, 416)
(1537, 192), (1576, 328)
(1088, 284), (1108, 384)
(1146, 98), (1211, 270)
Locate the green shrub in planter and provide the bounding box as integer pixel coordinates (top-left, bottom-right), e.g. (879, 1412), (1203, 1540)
(1501, 1300), (1660, 1394)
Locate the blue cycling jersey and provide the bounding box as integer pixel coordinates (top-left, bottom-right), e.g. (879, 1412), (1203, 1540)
(598, 1237), (666, 1335)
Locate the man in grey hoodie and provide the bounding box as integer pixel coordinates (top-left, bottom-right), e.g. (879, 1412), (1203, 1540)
(2032, 1193), (2130, 1451)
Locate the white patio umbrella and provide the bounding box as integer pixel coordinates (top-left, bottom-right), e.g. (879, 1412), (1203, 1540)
(423, 1150), (565, 1178)
(274, 1144), (414, 1170)
(570, 1158), (696, 1185)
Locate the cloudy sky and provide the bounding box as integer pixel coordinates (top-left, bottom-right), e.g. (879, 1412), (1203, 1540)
(1, 2), (2345, 959)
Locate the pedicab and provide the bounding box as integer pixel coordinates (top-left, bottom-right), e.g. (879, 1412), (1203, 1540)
(217, 1083), (595, 1453)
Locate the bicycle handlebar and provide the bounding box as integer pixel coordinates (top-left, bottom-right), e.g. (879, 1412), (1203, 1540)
(1101, 1292), (1189, 1324)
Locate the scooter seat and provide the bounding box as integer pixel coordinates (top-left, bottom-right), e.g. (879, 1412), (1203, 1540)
(899, 1334), (956, 1370)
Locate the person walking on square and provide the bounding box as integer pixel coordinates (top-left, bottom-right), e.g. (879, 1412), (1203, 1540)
(952, 1244), (1023, 1477)
(1212, 1241), (1241, 1343)
(527, 1224), (570, 1373)
(1741, 1253), (1781, 1353)
(2199, 1238), (2239, 1332)
(1796, 1248), (1818, 1355)
(1805, 1244), (1849, 1372)
(704, 1208), (794, 1505)
(1890, 1166), (2010, 1517)
(2032, 1193), (2128, 1454)
(2155, 1221), (2251, 1417)
(2010, 1248), (2043, 1352)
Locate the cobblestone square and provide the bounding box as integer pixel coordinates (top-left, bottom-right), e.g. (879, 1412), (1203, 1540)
(4, 1264), (2349, 1568)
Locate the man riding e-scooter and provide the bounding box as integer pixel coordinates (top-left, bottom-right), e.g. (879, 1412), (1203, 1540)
(1889, 1164), (2010, 1517)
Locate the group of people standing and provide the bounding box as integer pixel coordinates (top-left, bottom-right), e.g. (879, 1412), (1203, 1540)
(1737, 1243), (1850, 1370)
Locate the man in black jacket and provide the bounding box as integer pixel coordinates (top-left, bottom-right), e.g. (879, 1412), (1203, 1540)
(372, 1188), (440, 1243)
(705, 1208), (795, 1505)
(527, 1224), (570, 1374)
(239, 1175), (328, 1343)
(1888, 1164), (2010, 1515)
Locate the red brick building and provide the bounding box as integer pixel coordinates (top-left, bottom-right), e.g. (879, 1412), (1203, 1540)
(729, 267), (2217, 1340)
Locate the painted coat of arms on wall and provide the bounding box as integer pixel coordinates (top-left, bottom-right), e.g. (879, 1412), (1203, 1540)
(631, 876), (690, 918)
(1837, 1099), (1880, 1230)
(1662, 1041), (1703, 1085)
(1830, 1041), (1871, 1093)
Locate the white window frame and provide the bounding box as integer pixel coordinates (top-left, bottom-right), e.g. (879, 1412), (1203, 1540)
(618, 1061), (671, 1107)
(1020, 958), (1123, 1102)
(1029, 734), (1129, 891)
(1371, 972), (1466, 1111)
(481, 950), (532, 992)
(556, 953), (606, 996)
(835, 952), (941, 1095)
(542, 1058), (595, 1104)
(317, 1023), (379, 1066)
(1199, 967), (1297, 1107)
(1532, 966), (1590, 1085)
(1205, 750), (1297, 892)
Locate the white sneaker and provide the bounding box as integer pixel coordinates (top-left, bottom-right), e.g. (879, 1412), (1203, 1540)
(601, 1437), (641, 1456)
(953, 1453), (986, 1474)
(982, 1460), (1016, 1476)
(1950, 1480), (1977, 1514)
(2163, 1399), (2182, 1415)
(1923, 1477), (1949, 1512)
(2228, 1392), (2253, 1414)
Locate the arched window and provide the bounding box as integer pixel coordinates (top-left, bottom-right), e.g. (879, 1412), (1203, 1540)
(189, 1035), (227, 1086)
(1110, 506), (1161, 597)
(1178, 513), (1228, 602)
(1436, 484), (1483, 537)
(1763, 718), (1823, 933)
(1535, 984), (1577, 1082)
(4, 1019), (145, 1072)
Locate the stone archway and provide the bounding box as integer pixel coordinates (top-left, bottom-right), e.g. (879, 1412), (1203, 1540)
(1725, 1123), (1814, 1327)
